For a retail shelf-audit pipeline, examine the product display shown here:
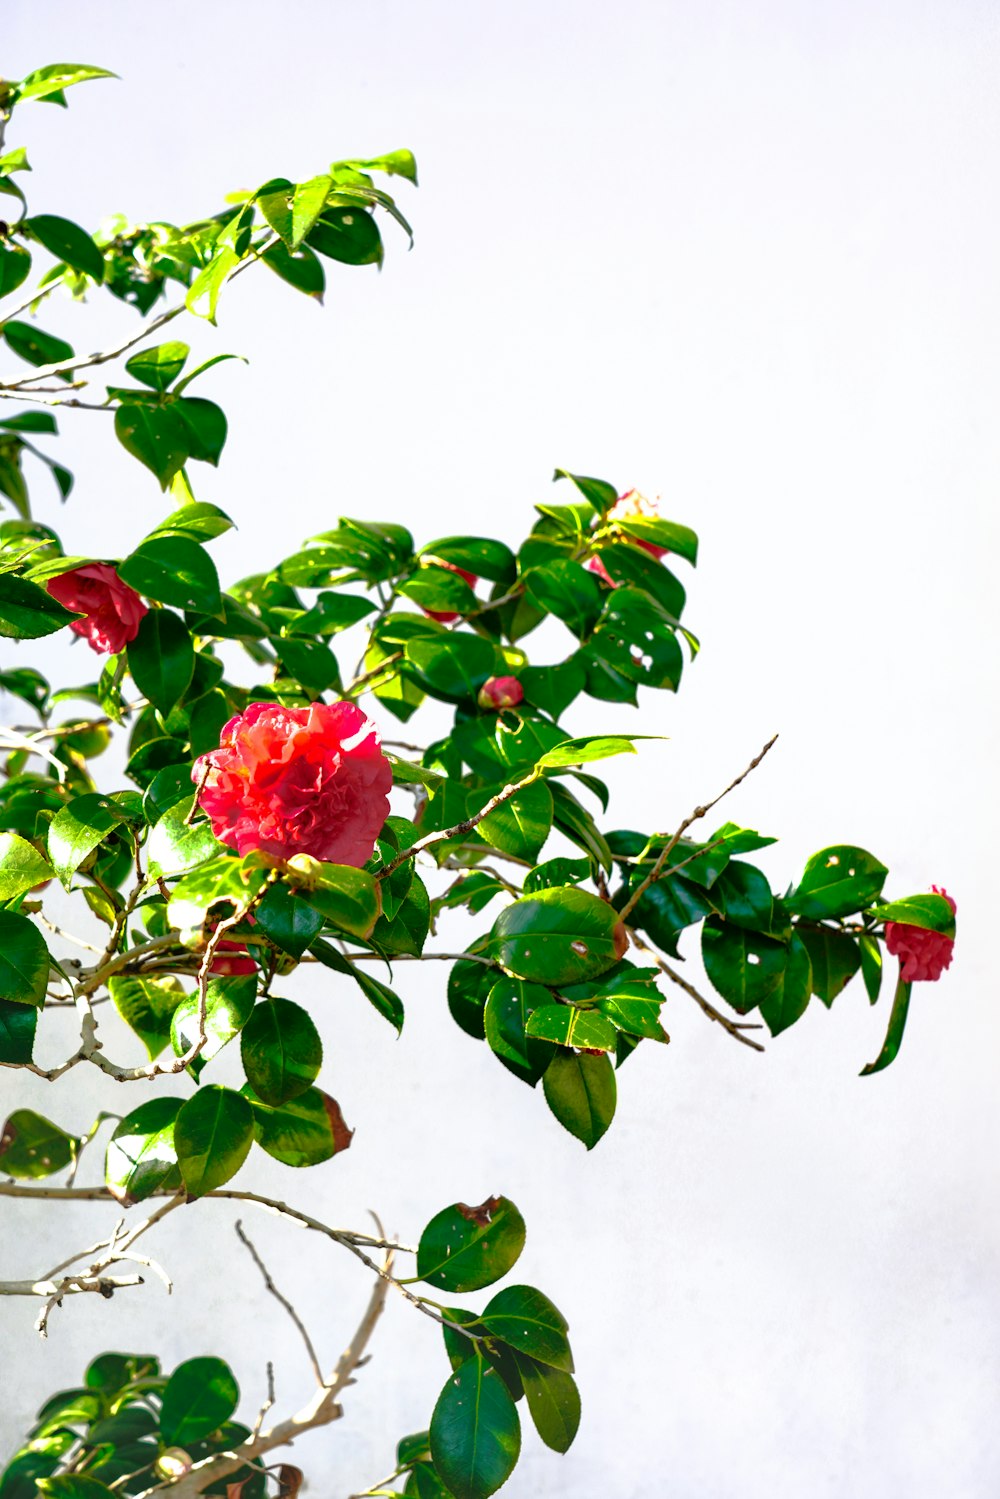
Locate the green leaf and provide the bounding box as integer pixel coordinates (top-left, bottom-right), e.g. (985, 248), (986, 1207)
(173, 397), (227, 466)
(124, 341), (189, 392)
(868, 893), (956, 937)
(170, 976), (258, 1064)
(0, 997), (37, 1062)
(758, 931), (813, 1037)
(145, 797), (220, 879)
(22, 215), (104, 281)
(404, 633), (499, 703)
(860, 975), (913, 1076)
(166, 856), (256, 937)
(595, 986), (668, 1042)
(715, 860), (773, 930)
(371, 874), (430, 956)
(797, 926), (861, 1007)
(524, 1004), (617, 1050)
(37, 1479), (115, 1498)
(701, 917), (787, 1014)
(535, 734), (659, 769)
(429, 1355), (521, 1499)
(481, 1284), (572, 1371)
(446, 955), (494, 1040)
(0, 1108), (77, 1177)
(349, 148), (419, 183)
(489, 888), (626, 986)
(513, 1354), (580, 1453)
(113, 402), (189, 488)
(483, 979), (557, 1086)
(125, 609), (195, 715)
(0, 831), (53, 899)
(858, 932), (883, 1004)
(104, 1098), (182, 1205)
(588, 588), (684, 690)
(419, 535), (515, 583)
(309, 937), (405, 1032)
(523, 856), (591, 893)
(476, 780), (553, 865)
(108, 974), (186, 1060)
(15, 63), (117, 104)
(47, 792), (131, 888)
(610, 512), (699, 564)
(186, 246), (240, 323)
(2, 321), (73, 374)
(417, 1196), (526, 1293)
(525, 557), (604, 637)
(542, 1050), (616, 1148)
(0, 910), (49, 1007)
(245, 1083), (351, 1167)
(120, 537), (221, 614)
(307, 207), (383, 265)
(240, 997), (322, 1107)
(0, 571), (77, 638)
(174, 1085), (255, 1195)
(0, 243), (32, 298)
(254, 881), (325, 959)
(551, 468), (616, 514)
(262, 238), (325, 297)
(785, 845), (888, 920)
(297, 864), (382, 939)
(159, 1356), (239, 1446)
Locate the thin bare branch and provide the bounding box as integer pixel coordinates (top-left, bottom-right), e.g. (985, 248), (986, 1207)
(379, 770), (542, 879)
(235, 1220), (326, 1389)
(628, 927), (766, 1052)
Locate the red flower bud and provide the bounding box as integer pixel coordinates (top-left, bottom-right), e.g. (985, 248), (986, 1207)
(192, 700), (391, 866)
(46, 562), (147, 656)
(477, 675), (524, 710)
(885, 886), (957, 983)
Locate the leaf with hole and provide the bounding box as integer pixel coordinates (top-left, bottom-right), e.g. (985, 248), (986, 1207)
(417, 1196), (526, 1293)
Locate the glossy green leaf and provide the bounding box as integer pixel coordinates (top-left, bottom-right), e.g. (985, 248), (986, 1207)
(126, 605), (195, 712)
(513, 1354), (580, 1453)
(797, 926), (861, 1007)
(309, 937), (405, 1032)
(2, 321), (73, 374)
(145, 798), (220, 879)
(15, 62), (117, 104)
(869, 893), (956, 936)
(22, 214), (103, 280)
(481, 1284), (572, 1371)
(589, 588), (684, 690)
(542, 1049), (616, 1148)
(858, 931), (883, 1004)
(419, 535), (515, 583)
(476, 780), (553, 864)
(307, 207), (383, 265)
(0, 910), (50, 1007)
(124, 341), (190, 391)
(446, 956), (495, 1040)
(159, 1356), (239, 1446)
(429, 1355), (521, 1499)
(610, 512), (699, 564)
(186, 246), (239, 322)
(524, 1003), (617, 1050)
(525, 558), (604, 636)
(113, 402), (190, 488)
(0, 831), (53, 900)
(701, 917), (787, 1014)
(551, 468), (616, 513)
(860, 975), (912, 1076)
(0, 243), (32, 298)
(785, 845), (888, 921)
(0, 571), (77, 638)
(715, 860), (773, 930)
(108, 974), (186, 1059)
(297, 864), (382, 939)
(535, 734), (659, 769)
(240, 997), (322, 1107)
(404, 632), (499, 703)
(417, 1195), (526, 1293)
(0, 997), (37, 1063)
(47, 792), (131, 888)
(483, 979), (557, 1086)
(489, 888), (626, 985)
(758, 931), (813, 1037)
(173, 397), (227, 466)
(174, 1084), (255, 1195)
(104, 1098), (182, 1205)
(254, 881), (325, 959)
(262, 238), (325, 296)
(169, 975), (258, 1064)
(37, 1479), (115, 1498)
(0, 1108), (77, 1178)
(245, 1083), (351, 1167)
(119, 536), (221, 615)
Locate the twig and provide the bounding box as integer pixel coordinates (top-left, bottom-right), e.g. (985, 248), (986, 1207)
(0, 302), (185, 391)
(379, 770), (542, 878)
(252, 1363), (276, 1441)
(628, 927), (766, 1053)
(235, 1220), (326, 1389)
(618, 734), (779, 924)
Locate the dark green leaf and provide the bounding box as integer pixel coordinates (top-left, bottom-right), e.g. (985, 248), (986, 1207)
(715, 860), (773, 930)
(22, 214), (103, 280)
(589, 588), (684, 690)
(785, 845), (888, 921)
(542, 1049), (616, 1148)
(262, 238), (325, 297)
(174, 1084), (255, 1195)
(0, 243), (32, 298)
(404, 633), (499, 703)
(2, 321), (74, 373)
(860, 975), (912, 1076)
(0, 997), (36, 1062)
(0, 909), (50, 1006)
(798, 926), (861, 1006)
(127, 605), (195, 718)
(429, 1355), (521, 1499)
(551, 469), (616, 513)
(309, 938), (405, 1032)
(120, 537), (221, 614)
(159, 1356), (239, 1446)
(446, 956), (495, 1039)
(296, 864), (382, 940)
(701, 917), (787, 1014)
(483, 978), (556, 1086)
(254, 881), (325, 959)
(417, 1196), (526, 1293)
(858, 932), (883, 1004)
(869, 893), (956, 936)
(481, 1284), (572, 1370)
(113, 402), (189, 488)
(513, 1354), (580, 1453)
(0, 571), (77, 638)
(47, 792), (131, 888)
(240, 997), (322, 1107)
(476, 780), (553, 865)
(307, 207), (382, 265)
(758, 931), (813, 1037)
(173, 397), (227, 466)
(489, 888), (626, 985)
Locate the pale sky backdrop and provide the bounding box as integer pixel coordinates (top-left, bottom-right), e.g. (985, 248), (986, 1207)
(2, 3), (999, 1496)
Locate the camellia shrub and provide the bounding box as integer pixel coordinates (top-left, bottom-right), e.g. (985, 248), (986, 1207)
(0, 62), (957, 1499)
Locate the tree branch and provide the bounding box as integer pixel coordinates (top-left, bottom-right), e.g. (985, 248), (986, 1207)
(235, 1219), (326, 1389)
(628, 926), (766, 1052)
(378, 770), (542, 879)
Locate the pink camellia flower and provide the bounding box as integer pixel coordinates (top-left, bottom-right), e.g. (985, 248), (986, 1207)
(885, 886), (957, 983)
(46, 562), (147, 656)
(477, 675), (524, 710)
(192, 700), (392, 866)
(607, 488), (670, 560)
(420, 557), (478, 623)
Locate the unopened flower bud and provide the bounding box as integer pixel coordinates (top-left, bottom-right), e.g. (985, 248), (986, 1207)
(477, 675), (524, 710)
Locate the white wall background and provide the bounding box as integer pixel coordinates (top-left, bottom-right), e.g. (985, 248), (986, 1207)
(2, 2), (999, 1495)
